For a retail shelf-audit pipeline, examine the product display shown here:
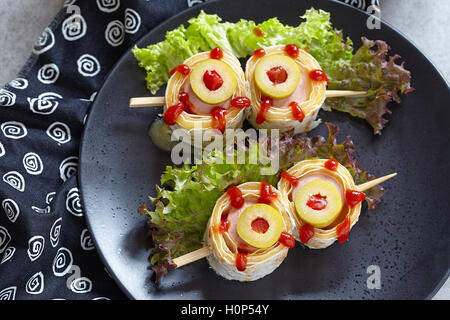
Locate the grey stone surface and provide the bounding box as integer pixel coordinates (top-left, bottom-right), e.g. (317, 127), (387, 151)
(0, 0), (448, 299)
(0, 0), (64, 86)
(381, 0), (450, 83)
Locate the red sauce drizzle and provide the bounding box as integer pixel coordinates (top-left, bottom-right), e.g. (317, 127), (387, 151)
(256, 97), (273, 124)
(203, 70), (223, 91)
(236, 252), (248, 272)
(163, 103), (184, 125)
(219, 217), (230, 233)
(251, 218), (269, 234)
(345, 190), (366, 208)
(306, 194), (327, 210)
(211, 107), (227, 134)
(281, 171), (299, 187)
(324, 158), (338, 171)
(169, 64), (191, 76)
(253, 27), (264, 37)
(267, 66), (288, 84)
(253, 48), (266, 58)
(237, 246), (249, 254)
(289, 101), (305, 122)
(336, 215), (351, 243)
(309, 69), (329, 85)
(226, 186), (244, 209)
(178, 91), (194, 114)
(299, 223), (315, 244)
(278, 232), (295, 248)
(230, 97), (250, 109)
(210, 47), (223, 60)
(284, 44), (299, 59)
(258, 181), (277, 204)
(219, 220), (230, 232)
(213, 212), (230, 233)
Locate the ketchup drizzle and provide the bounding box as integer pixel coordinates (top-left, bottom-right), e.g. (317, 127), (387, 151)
(289, 101), (305, 122)
(203, 70), (223, 91)
(324, 158), (339, 171)
(219, 219), (230, 233)
(281, 171), (299, 187)
(278, 232), (295, 248)
(299, 223), (315, 244)
(178, 91), (194, 114)
(336, 215), (351, 243)
(169, 64), (190, 76)
(230, 97), (251, 109)
(345, 190), (366, 208)
(253, 27), (264, 37)
(226, 186), (244, 209)
(309, 69), (329, 85)
(253, 48), (266, 58)
(236, 252), (248, 272)
(211, 107), (227, 134)
(284, 44), (300, 59)
(256, 97), (273, 124)
(251, 218), (270, 234)
(210, 47), (223, 60)
(306, 194), (328, 211)
(267, 66), (288, 84)
(258, 181), (277, 204)
(212, 212), (230, 234)
(163, 103), (184, 125)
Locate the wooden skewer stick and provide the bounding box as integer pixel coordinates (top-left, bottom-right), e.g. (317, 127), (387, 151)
(325, 90), (367, 98)
(129, 90), (367, 108)
(355, 173), (397, 192)
(172, 246), (212, 268)
(171, 172), (396, 269)
(129, 96), (165, 108)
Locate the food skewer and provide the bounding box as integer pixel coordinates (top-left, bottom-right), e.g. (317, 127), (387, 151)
(324, 90), (367, 98)
(131, 45), (370, 139)
(172, 246), (212, 268)
(129, 90), (367, 108)
(129, 96), (165, 108)
(171, 171), (396, 269)
(355, 172), (397, 192)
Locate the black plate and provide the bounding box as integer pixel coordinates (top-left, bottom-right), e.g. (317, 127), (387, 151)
(79, 0), (450, 299)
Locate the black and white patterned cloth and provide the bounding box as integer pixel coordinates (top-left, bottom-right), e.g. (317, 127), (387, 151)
(0, 0), (377, 300)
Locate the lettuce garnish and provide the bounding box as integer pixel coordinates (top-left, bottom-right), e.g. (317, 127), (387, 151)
(133, 8), (413, 134)
(139, 147), (279, 281)
(139, 123), (385, 281)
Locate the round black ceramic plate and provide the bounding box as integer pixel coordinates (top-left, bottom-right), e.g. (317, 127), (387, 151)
(79, 0), (450, 299)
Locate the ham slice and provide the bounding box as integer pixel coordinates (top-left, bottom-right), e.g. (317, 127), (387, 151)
(182, 79), (231, 115)
(225, 200), (259, 252)
(271, 70), (311, 107)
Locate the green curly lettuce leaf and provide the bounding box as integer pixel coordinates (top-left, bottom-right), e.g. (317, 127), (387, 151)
(325, 38), (414, 134)
(132, 8), (412, 133)
(138, 147), (279, 281)
(140, 124), (385, 281)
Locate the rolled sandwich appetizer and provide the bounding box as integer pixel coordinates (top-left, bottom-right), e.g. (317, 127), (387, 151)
(278, 159), (366, 249)
(163, 47), (250, 134)
(245, 44), (327, 133)
(204, 181), (295, 281)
